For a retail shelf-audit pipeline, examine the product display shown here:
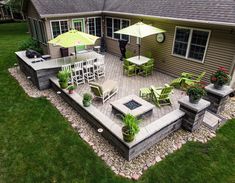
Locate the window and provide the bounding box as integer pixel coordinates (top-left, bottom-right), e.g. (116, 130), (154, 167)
(173, 26), (210, 62)
(106, 17), (130, 42)
(28, 18), (47, 44)
(106, 18), (112, 37)
(87, 17), (102, 37)
(51, 20), (68, 38)
(38, 21), (47, 43)
(113, 19), (121, 39)
(28, 18), (36, 39)
(33, 19), (39, 40)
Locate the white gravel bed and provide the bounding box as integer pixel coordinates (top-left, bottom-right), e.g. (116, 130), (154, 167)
(9, 67), (217, 180)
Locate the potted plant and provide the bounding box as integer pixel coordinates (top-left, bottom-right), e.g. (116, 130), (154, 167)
(57, 70), (70, 89)
(186, 82), (206, 104)
(122, 114), (140, 142)
(67, 85), (77, 94)
(83, 93), (92, 107)
(210, 67), (230, 90)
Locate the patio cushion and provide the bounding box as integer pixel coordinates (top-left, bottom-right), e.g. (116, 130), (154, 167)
(89, 82), (103, 95)
(102, 80), (118, 93)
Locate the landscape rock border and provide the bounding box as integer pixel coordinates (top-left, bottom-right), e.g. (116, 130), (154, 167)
(9, 67), (217, 180)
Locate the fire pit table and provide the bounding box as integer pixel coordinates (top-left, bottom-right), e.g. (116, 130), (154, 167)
(110, 95), (155, 118)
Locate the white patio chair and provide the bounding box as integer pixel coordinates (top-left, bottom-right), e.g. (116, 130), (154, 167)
(61, 64), (73, 84)
(94, 55), (105, 79)
(83, 59), (95, 82)
(72, 61), (85, 85)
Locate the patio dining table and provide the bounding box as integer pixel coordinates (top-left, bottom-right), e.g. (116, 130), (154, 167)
(126, 55), (150, 66)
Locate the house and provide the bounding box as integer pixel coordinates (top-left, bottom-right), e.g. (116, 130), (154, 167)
(25, 0), (235, 81)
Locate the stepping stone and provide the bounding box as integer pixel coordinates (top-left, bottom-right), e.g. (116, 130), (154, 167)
(203, 111), (222, 130)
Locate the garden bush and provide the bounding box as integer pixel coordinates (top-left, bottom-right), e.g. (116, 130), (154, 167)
(18, 38), (42, 53)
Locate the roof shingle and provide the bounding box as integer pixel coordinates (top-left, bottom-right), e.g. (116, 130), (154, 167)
(31, 0), (235, 25)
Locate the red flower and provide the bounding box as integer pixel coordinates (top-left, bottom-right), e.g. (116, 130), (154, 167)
(211, 77), (217, 81)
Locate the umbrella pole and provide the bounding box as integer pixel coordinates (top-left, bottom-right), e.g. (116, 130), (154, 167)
(138, 44), (140, 59)
(74, 46), (77, 59)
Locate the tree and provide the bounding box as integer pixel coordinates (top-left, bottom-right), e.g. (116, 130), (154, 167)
(5, 0), (25, 19)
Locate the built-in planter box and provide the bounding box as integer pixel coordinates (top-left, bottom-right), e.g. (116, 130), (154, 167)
(204, 84), (233, 114)
(50, 77), (185, 160)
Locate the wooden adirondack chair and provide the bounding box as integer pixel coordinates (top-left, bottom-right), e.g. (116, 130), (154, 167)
(150, 84), (173, 107)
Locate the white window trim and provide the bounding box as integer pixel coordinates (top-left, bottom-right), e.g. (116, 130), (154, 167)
(72, 18), (85, 32)
(105, 16), (131, 43)
(87, 16), (102, 36)
(172, 26), (211, 63)
(50, 19), (69, 39)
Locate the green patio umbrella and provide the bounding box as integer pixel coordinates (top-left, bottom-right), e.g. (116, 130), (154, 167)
(115, 22), (166, 58)
(48, 29), (99, 55)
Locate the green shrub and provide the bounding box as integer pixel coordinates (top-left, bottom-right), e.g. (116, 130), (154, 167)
(57, 70), (70, 83)
(18, 38), (42, 53)
(83, 93), (92, 102)
(122, 114), (140, 136)
(67, 85), (77, 91)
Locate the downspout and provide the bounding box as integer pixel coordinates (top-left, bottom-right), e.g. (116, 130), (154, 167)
(230, 54), (235, 88)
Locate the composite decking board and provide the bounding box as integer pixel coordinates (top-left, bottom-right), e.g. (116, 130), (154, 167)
(76, 53), (184, 127)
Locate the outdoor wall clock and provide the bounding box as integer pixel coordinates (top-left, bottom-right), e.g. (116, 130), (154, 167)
(156, 33), (165, 43)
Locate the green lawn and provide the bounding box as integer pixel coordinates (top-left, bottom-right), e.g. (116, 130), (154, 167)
(0, 22), (235, 183)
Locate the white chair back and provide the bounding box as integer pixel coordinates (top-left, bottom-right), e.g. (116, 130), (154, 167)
(74, 61), (83, 71)
(61, 64), (72, 72)
(96, 55), (105, 65)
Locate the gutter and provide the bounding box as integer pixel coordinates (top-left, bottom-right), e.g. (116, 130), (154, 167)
(39, 10), (235, 27)
(40, 11), (102, 19)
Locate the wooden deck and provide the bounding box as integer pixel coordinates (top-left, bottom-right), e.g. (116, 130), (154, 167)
(75, 53), (186, 127)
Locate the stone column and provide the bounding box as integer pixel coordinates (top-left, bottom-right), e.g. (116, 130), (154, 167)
(204, 84), (233, 114)
(179, 96), (210, 132)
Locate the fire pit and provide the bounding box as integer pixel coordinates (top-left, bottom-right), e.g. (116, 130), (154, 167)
(124, 100), (142, 110)
(110, 95), (154, 118)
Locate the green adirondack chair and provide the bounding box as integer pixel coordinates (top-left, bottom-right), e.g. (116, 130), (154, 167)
(139, 87), (152, 100)
(170, 71), (206, 89)
(150, 84), (173, 107)
(144, 51), (153, 58)
(125, 50), (134, 59)
(138, 58), (154, 76)
(182, 71), (206, 87)
(123, 59), (136, 76)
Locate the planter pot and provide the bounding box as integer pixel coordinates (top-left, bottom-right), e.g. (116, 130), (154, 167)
(213, 83), (224, 90)
(68, 90), (74, 94)
(83, 100), (91, 107)
(122, 126), (135, 142)
(59, 81), (68, 89)
(188, 95), (201, 104)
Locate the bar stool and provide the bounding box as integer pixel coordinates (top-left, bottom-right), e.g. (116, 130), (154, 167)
(73, 61), (85, 85)
(83, 59), (95, 82)
(94, 55), (105, 79)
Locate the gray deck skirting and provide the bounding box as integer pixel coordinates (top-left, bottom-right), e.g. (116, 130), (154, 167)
(17, 55), (60, 90)
(50, 77), (185, 160)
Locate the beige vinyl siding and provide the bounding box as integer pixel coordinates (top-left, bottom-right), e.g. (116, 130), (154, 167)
(104, 15), (235, 82)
